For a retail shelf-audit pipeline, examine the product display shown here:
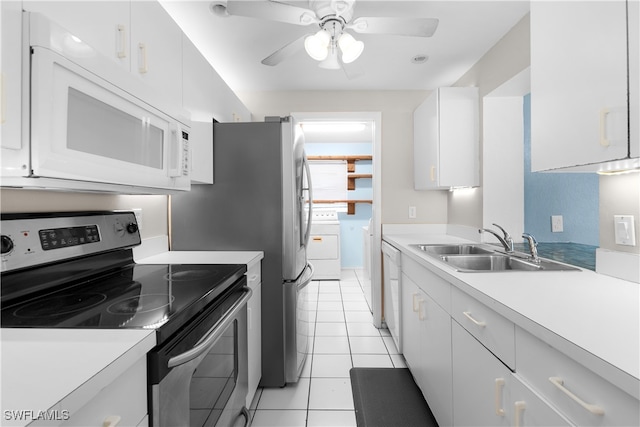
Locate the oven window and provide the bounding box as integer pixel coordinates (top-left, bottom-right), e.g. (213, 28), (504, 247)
(190, 319), (238, 427)
(67, 88), (164, 169)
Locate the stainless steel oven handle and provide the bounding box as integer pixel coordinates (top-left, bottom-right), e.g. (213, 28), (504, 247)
(167, 286), (253, 369)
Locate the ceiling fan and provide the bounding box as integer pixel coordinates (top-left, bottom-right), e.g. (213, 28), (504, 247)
(211, 0), (439, 74)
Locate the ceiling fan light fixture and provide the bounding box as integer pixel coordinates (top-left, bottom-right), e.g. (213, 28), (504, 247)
(338, 32), (364, 64)
(318, 45), (341, 69)
(304, 30), (331, 61)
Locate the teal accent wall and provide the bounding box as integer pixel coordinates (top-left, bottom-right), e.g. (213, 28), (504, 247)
(523, 94), (600, 245)
(306, 142), (372, 268)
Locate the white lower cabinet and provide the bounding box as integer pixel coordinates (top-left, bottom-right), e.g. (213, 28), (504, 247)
(61, 356), (148, 427)
(397, 250), (639, 427)
(401, 272), (453, 427)
(452, 321), (571, 427)
(246, 260), (262, 408)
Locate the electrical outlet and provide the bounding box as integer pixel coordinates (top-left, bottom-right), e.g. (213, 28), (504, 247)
(551, 215), (563, 233)
(408, 206), (417, 219)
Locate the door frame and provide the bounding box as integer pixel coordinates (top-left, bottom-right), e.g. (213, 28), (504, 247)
(292, 111), (383, 327)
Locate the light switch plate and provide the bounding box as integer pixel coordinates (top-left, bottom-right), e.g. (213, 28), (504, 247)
(551, 215), (563, 233)
(614, 215), (636, 246)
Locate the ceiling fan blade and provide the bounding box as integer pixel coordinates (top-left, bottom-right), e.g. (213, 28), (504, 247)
(226, 0), (318, 26)
(339, 57), (365, 80)
(261, 34), (310, 66)
(348, 17), (439, 37)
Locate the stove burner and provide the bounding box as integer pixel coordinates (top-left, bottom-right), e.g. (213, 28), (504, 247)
(165, 269), (219, 281)
(13, 293), (107, 318)
(107, 294), (175, 315)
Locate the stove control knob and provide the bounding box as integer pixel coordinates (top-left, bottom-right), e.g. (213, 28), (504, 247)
(127, 223), (139, 234)
(1, 235), (14, 254)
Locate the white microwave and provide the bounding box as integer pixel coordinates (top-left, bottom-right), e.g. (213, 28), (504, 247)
(1, 12), (191, 193)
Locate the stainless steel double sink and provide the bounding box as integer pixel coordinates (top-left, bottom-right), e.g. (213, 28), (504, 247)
(412, 244), (580, 272)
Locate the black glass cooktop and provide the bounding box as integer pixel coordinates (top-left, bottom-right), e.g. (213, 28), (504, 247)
(1, 263), (247, 342)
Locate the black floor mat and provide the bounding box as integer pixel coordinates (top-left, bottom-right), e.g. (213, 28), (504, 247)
(350, 368), (439, 427)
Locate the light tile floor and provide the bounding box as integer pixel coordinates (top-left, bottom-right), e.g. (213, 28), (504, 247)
(249, 269), (406, 427)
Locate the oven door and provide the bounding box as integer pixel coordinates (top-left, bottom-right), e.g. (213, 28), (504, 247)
(149, 282), (251, 427)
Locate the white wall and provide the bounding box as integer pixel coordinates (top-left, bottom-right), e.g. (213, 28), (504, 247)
(0, 189), (168, 239)
(236, 90), (448, 225)
(450, 14), (531, 228)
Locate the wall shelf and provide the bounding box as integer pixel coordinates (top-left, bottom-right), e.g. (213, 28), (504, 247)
(308, 155), (373, 215)
(307, 155), (372, 173)
(348, 174), (372, 190)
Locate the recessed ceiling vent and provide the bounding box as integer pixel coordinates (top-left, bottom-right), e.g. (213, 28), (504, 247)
(411, 54), (429, 64)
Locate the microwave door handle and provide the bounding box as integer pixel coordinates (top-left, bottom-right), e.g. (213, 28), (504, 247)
(167, 287), (252, 368)
(168, 124), (183, 178)
(303, 153), (313, 248)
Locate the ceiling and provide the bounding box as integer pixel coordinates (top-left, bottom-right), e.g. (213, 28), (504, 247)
(161, 0), (530, 93)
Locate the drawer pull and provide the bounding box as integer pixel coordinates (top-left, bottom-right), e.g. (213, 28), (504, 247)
(494, 378), (505, 416)
(463, 311), (486, 327)
(549, 376), (605, 415)
(514, 401), (526, 427)
(418, 298), (425, 321)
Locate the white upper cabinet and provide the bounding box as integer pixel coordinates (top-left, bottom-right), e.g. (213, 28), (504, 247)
(182, 34), (252, 184)
(1, 1), (23, 152)
(414, 87), (479, 190)
(23, 1), (183, 107)
(130, 1), (182, 107)
(23, 1), (130, 68)
(531, 0), (639, 172)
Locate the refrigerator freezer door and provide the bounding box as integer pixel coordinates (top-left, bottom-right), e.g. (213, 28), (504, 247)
(284, 263), (314, 382)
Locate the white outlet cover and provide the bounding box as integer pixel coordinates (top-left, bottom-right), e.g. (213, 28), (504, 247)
(614, 215), (636, 246)
(551, 215), (563, 233)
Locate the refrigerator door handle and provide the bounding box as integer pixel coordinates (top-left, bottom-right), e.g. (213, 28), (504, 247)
(302, 152), (313, 248)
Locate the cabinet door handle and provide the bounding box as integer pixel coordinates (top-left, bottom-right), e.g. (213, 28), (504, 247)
(116, 24), (127, 58)
(514, 401), (526, 427)
(418, 298), (425, 321)
(430, 165), (436, 182)
(138, 42), (148, 74)
(549, 376), (605, 415)
(412, 293), (420, 312)
(494, 378), (506, 416)
(599, 108), (610, 147)
(463, 311), (486, 328)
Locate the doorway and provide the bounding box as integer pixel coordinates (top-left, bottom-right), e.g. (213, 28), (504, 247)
(293, 111), (383, 327)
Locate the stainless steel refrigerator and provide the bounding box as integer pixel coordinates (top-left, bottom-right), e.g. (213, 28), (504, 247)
(170, 116), (314, 387)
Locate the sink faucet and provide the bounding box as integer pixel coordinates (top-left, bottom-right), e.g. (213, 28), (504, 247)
(522, 233), (540, 263)
(479, 223), (514, 253)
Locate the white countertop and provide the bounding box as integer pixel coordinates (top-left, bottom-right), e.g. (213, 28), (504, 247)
(0, 329), (156, 427)
(383, 228), (640, 399)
